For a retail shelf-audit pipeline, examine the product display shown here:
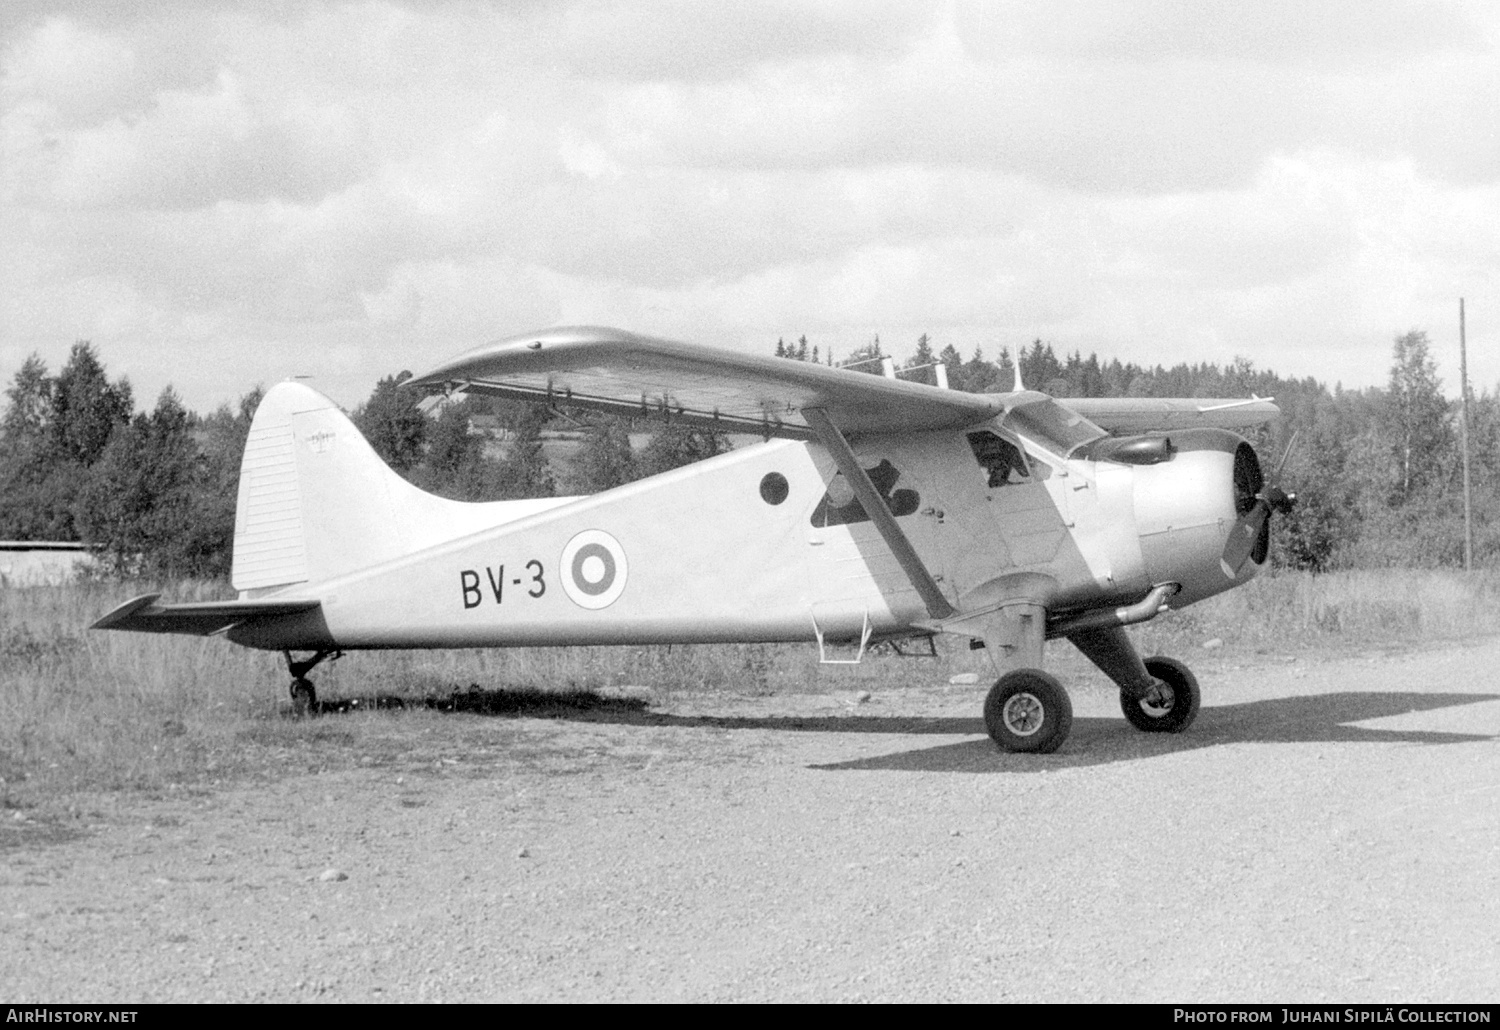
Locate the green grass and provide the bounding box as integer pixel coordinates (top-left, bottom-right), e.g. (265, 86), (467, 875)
(1133, 568), (1500, 656)
(4, 569), (1500, 810)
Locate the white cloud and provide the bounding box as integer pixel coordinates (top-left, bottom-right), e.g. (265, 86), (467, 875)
(9, 68), (369, 210)
(953, 0), (1485, 66)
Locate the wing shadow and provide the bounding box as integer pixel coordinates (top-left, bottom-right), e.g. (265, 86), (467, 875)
(408, 686), (1499, 773)
(814, 691), (1500, 773)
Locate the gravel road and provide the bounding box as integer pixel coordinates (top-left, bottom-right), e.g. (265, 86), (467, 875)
(4, 640), (1499, 1002)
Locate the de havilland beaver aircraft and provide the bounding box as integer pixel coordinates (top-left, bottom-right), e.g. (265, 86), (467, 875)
(94, 326), (1291, 753)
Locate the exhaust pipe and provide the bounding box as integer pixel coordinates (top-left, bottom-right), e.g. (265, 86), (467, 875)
(1046, 582), (1180, 639)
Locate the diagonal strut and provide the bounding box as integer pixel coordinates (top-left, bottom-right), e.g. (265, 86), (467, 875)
(803, 407), (955, 620)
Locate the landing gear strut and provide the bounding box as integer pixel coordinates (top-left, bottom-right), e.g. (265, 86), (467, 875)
(283, 650), (342, 716)
(1068, 625), (1201, 735)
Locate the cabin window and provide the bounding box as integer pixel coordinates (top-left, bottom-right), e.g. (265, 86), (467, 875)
(967, 431), (1030, 487)
(759, 472), (789, 505)
(809, 459), (920, 527)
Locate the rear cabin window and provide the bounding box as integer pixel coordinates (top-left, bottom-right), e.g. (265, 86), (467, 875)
(967, 431), (1030, 487)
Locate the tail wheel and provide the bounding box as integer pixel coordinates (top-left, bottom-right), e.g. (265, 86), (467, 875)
(1120, 656), (1200, 733)
(290, 677), (318, 717)
(983, 669), (1073, 754)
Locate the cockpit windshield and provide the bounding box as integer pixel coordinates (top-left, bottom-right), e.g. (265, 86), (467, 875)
(1002, 397), (1107, 457)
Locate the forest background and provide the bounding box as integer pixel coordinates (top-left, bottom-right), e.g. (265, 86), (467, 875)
(0, 328), (1489, 582)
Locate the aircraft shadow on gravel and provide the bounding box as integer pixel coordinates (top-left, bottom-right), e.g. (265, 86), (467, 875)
(385, 684), (1500, 774)
(811, 689), (1500, 773)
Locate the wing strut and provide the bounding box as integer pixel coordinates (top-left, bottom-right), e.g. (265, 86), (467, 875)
(803, 407), (955, 621)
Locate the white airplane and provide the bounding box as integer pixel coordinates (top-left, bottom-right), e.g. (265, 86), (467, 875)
(94, 326), (1290, 753)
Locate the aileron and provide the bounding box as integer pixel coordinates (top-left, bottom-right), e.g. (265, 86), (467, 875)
(1066, 396), (1280, 432)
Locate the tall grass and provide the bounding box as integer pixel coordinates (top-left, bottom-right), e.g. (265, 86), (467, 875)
(4, 569), (1499, 807)
(1133, 568), (1500, 655)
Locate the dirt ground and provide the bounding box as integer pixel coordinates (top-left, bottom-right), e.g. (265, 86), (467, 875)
(3, 639), (1499, 1003)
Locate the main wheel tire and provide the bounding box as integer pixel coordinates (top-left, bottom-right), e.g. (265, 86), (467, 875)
(290, 677), (318, 716)
(1120, 656), (1200, 733)
(983, 669), (1073, 754)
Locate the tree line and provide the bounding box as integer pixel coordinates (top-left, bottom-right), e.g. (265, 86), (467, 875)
(1, 330), (1494, 581)
(0, 346), (729, 579)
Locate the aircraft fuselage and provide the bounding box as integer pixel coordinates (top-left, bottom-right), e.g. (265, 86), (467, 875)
(227, 422), (1262, 653)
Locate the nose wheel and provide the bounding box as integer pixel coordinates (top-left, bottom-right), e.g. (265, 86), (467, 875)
(1120, 656), (1200, 733)
(283, 649), (341, 716)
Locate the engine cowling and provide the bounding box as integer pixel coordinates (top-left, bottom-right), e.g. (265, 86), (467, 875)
(1128, 429), (1267, 607)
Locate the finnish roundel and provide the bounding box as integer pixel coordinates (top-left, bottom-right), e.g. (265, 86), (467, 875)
(560, 530), (628, 610)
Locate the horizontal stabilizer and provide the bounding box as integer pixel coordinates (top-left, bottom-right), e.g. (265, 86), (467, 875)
(92, 593), (321, 637)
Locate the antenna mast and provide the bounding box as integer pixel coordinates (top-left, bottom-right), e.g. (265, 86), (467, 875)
(1460, 297), (1474, 572)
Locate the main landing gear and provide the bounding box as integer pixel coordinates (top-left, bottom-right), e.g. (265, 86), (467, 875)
(975, 616), (1201, 754)
(283, 649), (342, 716)
(980, 652), (1200, 754)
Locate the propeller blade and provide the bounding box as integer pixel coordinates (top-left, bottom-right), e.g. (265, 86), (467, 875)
(1273, 429), (1300, 480)
(1221, 500), (1271, 575)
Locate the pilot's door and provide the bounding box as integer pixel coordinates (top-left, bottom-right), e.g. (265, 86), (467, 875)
(876, 430), (1063, 602)
(961, 429), (1069, 570)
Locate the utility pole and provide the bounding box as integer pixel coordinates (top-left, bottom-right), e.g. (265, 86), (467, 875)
(1460, 298), (1474, 572)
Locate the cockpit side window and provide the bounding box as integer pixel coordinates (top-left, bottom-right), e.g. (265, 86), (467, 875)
(967, 431), (1030, 488)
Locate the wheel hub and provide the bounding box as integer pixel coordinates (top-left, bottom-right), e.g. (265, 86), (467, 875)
(1141, 682), (1175, 715)
(1002, 692), (1045, 736)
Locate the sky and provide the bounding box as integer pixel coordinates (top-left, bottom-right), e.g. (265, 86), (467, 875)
(3, 0), (1499, 414)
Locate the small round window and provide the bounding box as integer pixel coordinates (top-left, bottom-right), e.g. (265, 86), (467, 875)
(759, 472), (789, 505)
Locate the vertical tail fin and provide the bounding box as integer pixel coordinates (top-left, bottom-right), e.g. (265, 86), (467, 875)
(232, 382), (573, 595)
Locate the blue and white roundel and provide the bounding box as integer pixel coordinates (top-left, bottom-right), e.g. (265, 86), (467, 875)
(560, 530), (628, 610)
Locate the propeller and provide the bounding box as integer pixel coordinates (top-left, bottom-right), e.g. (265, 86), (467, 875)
(1222, 432), (1298, 575)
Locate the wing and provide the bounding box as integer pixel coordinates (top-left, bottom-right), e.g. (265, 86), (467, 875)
(407, 326), (1004, 438)
(1065, 397), (1281, 433)
(92, 594), (322, 636)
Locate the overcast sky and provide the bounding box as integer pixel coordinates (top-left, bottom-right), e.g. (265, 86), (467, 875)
(3, 0), (1498, 413)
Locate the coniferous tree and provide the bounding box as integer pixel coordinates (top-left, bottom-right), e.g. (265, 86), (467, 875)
(490, 403), (555, 499)
(962, 347), (1004, 393)
(422, 397), (495, 500)
(637, 424), (729, 479)
(904, 333), (937, 385)
(0, 355), (57, 538)
(354, 374), (427, 472)
(842, 337), (885, 375)
(2, 354), (52, 446)
(0, 344), (132, 540)
(75, 388), (217, 577)
(51, 342), (133, 467)
(567, 414), (635, 493)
